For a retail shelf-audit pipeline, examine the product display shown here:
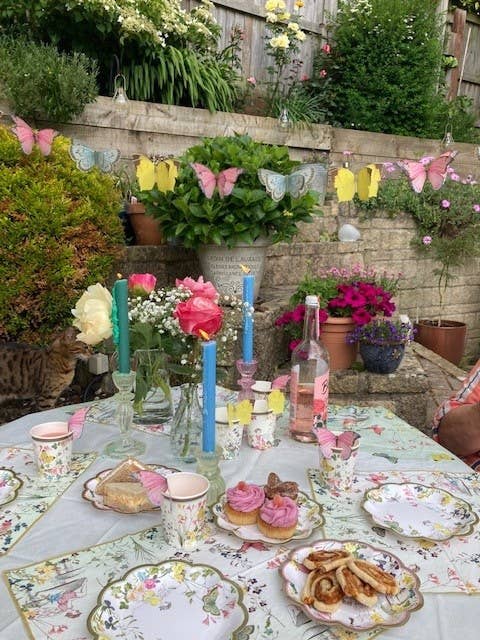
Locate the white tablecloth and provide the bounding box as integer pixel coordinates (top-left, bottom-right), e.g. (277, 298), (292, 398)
(0, 401), (478, 640)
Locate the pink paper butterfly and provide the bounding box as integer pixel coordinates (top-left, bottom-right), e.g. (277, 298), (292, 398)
(67, 407), (89, 440)
(397, 151), (457, 193)
(11, 116), (57, 156)
(314, 428), (359, 460)
(190, 162), (244, 199)
(137, 470), (168, 506)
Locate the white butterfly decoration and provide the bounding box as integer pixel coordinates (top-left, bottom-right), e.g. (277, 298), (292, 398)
(258, 164), (323, 202)
(69, 140), (120, 173)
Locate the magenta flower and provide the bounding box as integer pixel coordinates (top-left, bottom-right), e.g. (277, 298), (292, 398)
(352, 308), (372, 326)
(423, 235), (432, 245)
(441, 199), (450, 208)
(291, 304), (306, 323)
(289, 338), (301, 351)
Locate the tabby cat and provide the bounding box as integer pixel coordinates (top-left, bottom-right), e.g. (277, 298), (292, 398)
(0, 327), (91, 410)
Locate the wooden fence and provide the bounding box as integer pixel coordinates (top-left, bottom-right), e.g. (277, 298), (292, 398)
(182, 1), (480, 117)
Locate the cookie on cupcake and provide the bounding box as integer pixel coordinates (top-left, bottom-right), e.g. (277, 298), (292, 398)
(257, 494), (299, 539)
(224, 481), (265, 525)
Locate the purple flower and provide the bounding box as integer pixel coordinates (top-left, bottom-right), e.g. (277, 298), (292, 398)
(441, 199), (450, 208)
(422, 235), (432, 245)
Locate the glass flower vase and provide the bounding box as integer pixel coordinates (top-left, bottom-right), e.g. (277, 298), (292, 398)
(132, 349), (173, 425)
(170, 383), (202, 463)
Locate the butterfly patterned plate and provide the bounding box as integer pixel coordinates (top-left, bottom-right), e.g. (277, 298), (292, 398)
(87, 560), (249, 640)
(212, 492), (324, 544)
(362, 482), (478, 542)
(0, 468), (23, 507)
(280, 539), (423, 632)
(82, 463), (178, 514)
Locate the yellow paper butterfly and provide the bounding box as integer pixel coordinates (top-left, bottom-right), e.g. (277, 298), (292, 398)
(227, 400), (252, 426)
(334, 164), (381, 202)
(267, 389), (285, 415)
(135, 155), (178, 192)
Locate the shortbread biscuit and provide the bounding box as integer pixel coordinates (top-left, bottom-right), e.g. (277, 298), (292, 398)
(336, 564), (378, 607)
(347, 559), (399, 595)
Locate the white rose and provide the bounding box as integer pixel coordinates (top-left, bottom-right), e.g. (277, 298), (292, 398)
(72, 283), (113, 345)
(295, 30), (306, 41)
(270, 34), (290, 49)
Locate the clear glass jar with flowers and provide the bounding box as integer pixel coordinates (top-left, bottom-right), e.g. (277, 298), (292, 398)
(346, 318), (415, 374)
(275, 265), (401, 369)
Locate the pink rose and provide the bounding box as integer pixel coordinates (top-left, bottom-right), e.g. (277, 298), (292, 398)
(321, 43), (331, 54)
(319, 69), (328, 78)
(247, 76), (257, 85)
(174, 296), (223, 338)
(175, 276), (219, 302)
(128, 273), (157, 296)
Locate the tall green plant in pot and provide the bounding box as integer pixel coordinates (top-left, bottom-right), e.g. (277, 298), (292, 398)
(142, 134), (321, 297)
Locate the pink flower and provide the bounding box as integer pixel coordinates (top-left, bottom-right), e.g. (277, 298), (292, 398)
(246, 76), (256, 85)
(352, 308), (373, 326)
(318, 308), (329, 324)
(321, 43), (331, 54)
(441, 199), (450, 208)
(423, 235), (432, 245)
(174, 296), (223, 338)
(175, 276), (219, 302)
(473, 204), (480, 213)
(319, 69), (328, 78)
(128, 273), (157, 296)
(143, 579), (157, 589)
(291, 304), (306, 323)
(289, 338), (301, 351)
(450, 173), (460, 182)
(300, 74), (309, 81)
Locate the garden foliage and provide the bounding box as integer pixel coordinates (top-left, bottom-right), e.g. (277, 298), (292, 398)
(0, 0), (240, 112)
(0, 125), (123, 343)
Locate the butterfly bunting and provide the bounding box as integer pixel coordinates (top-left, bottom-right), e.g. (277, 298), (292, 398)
(190, 163), (243, 199)
(135, 155), (178, 192)
(397, 151), (457, 193)
(11, 116), (57, 156)
(258, 164), (320, 202)
(267, 389), (285, 415)
(314, 428), (360, 460)
(69, 140), (120, 173)
(137, 470), (168, 506)
(67, 407), (89, 440)
(227, 400), (252, 426)
(334, 164), (381, 202)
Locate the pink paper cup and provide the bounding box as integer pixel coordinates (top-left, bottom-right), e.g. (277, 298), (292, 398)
(30, 422), (73, 479)
(161, 472), (209, 550)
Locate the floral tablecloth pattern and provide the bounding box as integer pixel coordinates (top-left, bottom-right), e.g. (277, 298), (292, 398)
(5, 522), (382, 640)
(0, 447), (96, 556)
(309, 468), (480, 594)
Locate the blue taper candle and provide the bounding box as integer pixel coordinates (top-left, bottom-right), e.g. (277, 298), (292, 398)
(242, 273), (255, 363)
(113, 279), (130, 373)
(202, 340), (217, 453)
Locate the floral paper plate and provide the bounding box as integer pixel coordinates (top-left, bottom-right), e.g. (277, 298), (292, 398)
(280, 539), (423, 632)
(87, 560), (249, 640)
(0, 468), (23, 507)
(82, 463), (178, 513)
(212, 492), (324, 544)
(362, 482), (479, 541)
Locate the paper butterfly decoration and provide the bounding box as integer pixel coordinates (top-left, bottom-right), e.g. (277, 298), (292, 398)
(334, 164), (381, 203)
(137, 470), (168, 506)
(190, 163), (244, 199)
(69, 140), (120, 173)
(264, 472), (298, 499)
(11, 116), (57, 156)
(267, 389), (285, 415)
(258, 164), (320, 202)
(67, 407), (89, 440)
(314, 428), (359, 460)
(397, 151), (457, 193)
(227, 400), (252, 426)
(271, 374), (290, 390)
(135, 155), (178, 192)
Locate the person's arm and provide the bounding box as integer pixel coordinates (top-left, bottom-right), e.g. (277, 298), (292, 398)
(437, 402), (480, 456)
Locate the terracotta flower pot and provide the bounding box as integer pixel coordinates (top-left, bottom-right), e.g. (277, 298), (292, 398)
(320, 317), (358, 371)
(414, 319), (467, 366)
(127, 202), (164, 246)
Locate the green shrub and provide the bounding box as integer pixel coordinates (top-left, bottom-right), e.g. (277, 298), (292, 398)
(310, 0), (444, 137)
(0, 124), (124, 343)
(0, 36), (98, 122)
(0, 0), (240, 112)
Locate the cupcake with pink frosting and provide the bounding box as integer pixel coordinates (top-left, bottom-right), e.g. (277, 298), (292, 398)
(257, 494), (299, 539)
(224, 481), (265, 525)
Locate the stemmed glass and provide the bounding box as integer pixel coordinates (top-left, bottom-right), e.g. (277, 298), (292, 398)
(103, 354), (146, 458)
